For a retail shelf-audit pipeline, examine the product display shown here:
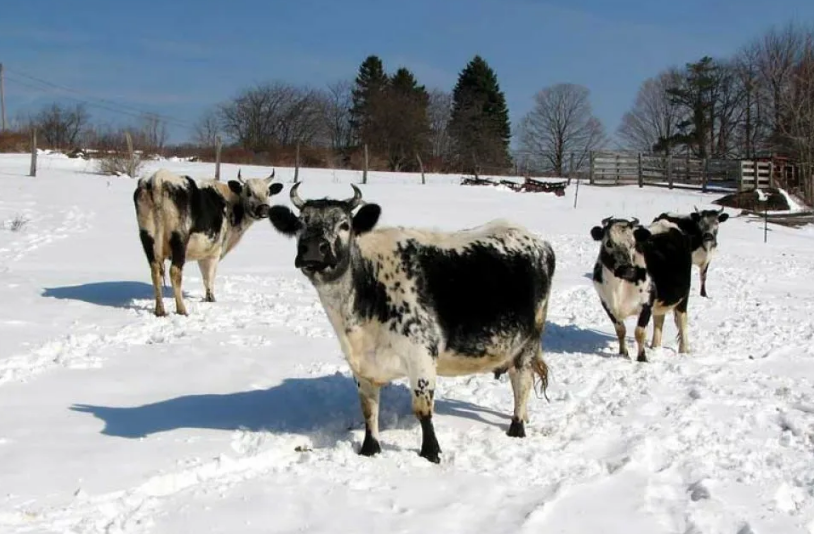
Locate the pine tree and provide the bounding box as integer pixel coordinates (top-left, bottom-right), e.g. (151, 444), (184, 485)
(383, 68), (430, 170)
(449, 55), (512, 173)
(349, 55), (389, 147)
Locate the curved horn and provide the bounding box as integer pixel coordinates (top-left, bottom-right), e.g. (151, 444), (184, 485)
(266, 168), (276, 183)
(344, 184), (363, 209)
(629, 217), (640, 226)
(289, 182), (305, 210)
(237, 169), (244, 183)
(601, 216), (614, 226)
(693, 205), (700, 213)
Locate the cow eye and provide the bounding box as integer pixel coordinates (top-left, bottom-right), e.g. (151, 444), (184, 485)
(339, 222), (350, 232)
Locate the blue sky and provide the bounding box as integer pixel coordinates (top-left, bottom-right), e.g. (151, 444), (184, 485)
(2, 0), (812, 146)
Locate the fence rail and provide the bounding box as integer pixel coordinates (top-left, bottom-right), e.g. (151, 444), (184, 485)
(589, 151), (743, 191)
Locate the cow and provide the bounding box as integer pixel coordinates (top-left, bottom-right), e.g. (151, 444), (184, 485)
(651, 207), (729, 297)
(590, 216), (693, 363)
(133, 168), (283, 316)
(266, 183), (556, 464)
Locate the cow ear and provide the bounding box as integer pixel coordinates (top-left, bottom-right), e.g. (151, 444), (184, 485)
(268, 183), (283, 196)
(228, 180), (243, 195)
(590, 226), (604, 241)
(690, 212), (701, 222)
(718, 212), (729, 223)
(268, 205), (302, 236)
(352, 204), (381, 235)
(633, 227), (652, 243)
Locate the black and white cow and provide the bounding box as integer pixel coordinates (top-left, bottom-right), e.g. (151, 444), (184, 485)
(133, 168), (283, 316)
(651, 207), (729, 297)
(590, 216), (693, 362)
(267, 183), (556, 463)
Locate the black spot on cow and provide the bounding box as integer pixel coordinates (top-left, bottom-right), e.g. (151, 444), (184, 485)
(351, 257), (392, 324)
(642, 228), (692, 308)
(162, 178), (227, 240)
(398, 239), (552, 356)
(138, 229), (155, 264)
(593, 262), (603, 283)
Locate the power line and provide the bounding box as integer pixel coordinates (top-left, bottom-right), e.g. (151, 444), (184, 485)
(3, 67), (196, 131)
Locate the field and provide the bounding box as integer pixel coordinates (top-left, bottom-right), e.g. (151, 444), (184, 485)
(1, 153), (813, 534)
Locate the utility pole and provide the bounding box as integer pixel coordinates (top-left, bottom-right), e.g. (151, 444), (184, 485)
(0, 63), (6, 132)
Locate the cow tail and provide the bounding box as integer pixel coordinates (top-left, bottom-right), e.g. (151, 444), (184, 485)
(531, 355), (550, 403)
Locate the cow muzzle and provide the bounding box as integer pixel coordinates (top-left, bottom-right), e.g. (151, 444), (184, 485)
(614, 264), (640, 281)
(702, 233), (716, 249)
(295, 238), (336, 273)
(253, 204), (271, 219)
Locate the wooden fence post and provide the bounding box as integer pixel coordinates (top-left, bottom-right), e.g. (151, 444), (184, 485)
(568, 152), (575, 185)
(294, 141), (301, 183)
(29, 129), (37, 177)
(702, 158), (709, 193)
(125, 131), (135, 177)
(362, 144), (369, 185)
(589, 151), (595, 185)
(214, 135), (222, 181)
(667, 154), (673, 189)
(416, 152), (426, 185)
(637, 152), (643, 188)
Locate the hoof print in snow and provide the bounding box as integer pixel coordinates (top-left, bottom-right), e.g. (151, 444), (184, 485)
(688, 481), (711, 501)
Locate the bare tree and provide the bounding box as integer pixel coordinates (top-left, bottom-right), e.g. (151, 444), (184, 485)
(193, 108), (221, 148)
(428, 89), (453, 163)
(318, 79), (353, 151)
(35, 103), (90, 150)
(139, 113), (168, 155)
(518, 83), (606, 175)
(617, 69), (684, 154)
(219, 81), (326, 151)
(778, 36), (814, 202)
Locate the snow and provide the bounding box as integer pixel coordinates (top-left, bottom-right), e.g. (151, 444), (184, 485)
(1, 152), (813, 534)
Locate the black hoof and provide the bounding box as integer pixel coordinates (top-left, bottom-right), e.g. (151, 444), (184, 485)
(507, 417), (526, 438)
(419, 447), (441, 464)
(637, 351), (648, 363)
(358, 432), (381, 457)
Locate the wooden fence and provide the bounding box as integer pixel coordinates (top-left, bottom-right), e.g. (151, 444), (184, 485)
(586, 151), (804, 193)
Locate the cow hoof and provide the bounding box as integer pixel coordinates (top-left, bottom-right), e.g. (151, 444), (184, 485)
(204, 293), (216, 303)
(507, 418), (526, 438)
(358, 435), (381, 457)
(154, 309), (167, 317)
(176, 309), (188, 316)
(419, 448), (441, 464)
(637, 352), (648, 363)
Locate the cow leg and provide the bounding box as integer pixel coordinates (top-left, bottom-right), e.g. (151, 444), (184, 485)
(635, 303), (652, 362)
(650, 313), (665, 348)
(675, 296), (690, 353)
(409, 353), (440, 464)
(169, 232), (188, 316)
(601, 301), (627, 357)
(198, 257), (219, 302)
(355, 376), (382, 457)
(699, 263), (710, 298)
(138, 229), (166, 317)
(507, 366), (532, 437)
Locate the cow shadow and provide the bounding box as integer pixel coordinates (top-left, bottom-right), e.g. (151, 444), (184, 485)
(543, 322), (615, 355)
(70, 372), (511, 447)
(42, 281), (182, 309)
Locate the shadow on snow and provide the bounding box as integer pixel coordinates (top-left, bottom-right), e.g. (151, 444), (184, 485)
(42, 281), (183, 309)
(71, 372), (512, 446)
(542, 322), (615, 355)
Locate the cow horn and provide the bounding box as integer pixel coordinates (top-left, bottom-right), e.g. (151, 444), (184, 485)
(290, 182), (305, 210)
(601, 216), (614, 226)
(629, 217), (639, 226)
(237, 169), (244, 183)
(693, 205), (700, 213)
(344, 184), (363, 209)
(266, 168), (276, 183)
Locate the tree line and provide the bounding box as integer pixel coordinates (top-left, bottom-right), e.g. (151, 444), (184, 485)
(1, 20), (811, 183)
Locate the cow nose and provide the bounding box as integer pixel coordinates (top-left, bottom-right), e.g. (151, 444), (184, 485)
(296, 238), (332, 266)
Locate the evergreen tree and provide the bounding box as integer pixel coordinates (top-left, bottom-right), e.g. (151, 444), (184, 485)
(349, 55), (389, 146)
(449, 55), (512, 172)
(383, 67), (430, 170)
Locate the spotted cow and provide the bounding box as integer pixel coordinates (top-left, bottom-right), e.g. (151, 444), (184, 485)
(267, 183), (556, 463)
(651, 207), (729, 297)
(590, 216), (693, 362)
(133, 168), (283, 316)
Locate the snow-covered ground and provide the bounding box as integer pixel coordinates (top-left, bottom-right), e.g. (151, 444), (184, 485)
(0, 152), (813, 534)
